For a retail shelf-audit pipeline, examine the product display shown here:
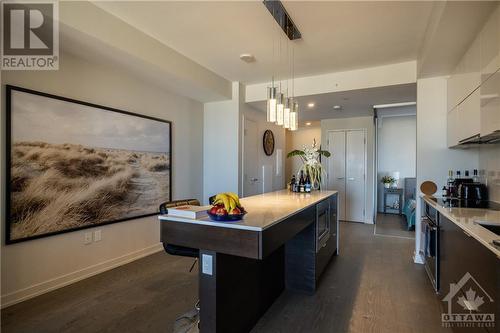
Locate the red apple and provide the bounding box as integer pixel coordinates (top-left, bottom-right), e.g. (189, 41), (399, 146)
(209, 206), (219, 215)
(230, 207), (242, 215)
(215, 207), (228, 216)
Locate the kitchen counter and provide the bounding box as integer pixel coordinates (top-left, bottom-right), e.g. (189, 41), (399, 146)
(159, 189), (337, 231)
(159, 189), (339, 333)
(422, 195), (500, 257)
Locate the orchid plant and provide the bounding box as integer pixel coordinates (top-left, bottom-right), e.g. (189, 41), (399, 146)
(287, 139), (331, 190)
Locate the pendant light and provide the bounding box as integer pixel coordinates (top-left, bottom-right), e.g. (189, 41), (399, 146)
(283, 97), (291, 129)
(265, 1), (300, 129)
(266, 3), (277, 123)
(276, 92), (284, 125)
(289, 42), (298, 131)
(267, 86), (277, 122)
(276, 31), (284, 126)
(290, 100), (298, 131)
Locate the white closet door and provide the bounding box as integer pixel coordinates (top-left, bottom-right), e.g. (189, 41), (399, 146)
(327, 131), (346, 220)
(345, 130), (366, 223)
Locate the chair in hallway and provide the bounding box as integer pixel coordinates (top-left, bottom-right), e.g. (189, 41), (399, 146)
(159, 199), (201, 333)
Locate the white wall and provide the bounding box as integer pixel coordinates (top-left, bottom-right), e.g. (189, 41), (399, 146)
(377, 115), (416, 211)
(285, 126), (322, 181)
(0, 52), (204, 307)
(415, 76), (478, 262)
(241, 106), (286, 194)
(321, 116), (375, 224)
(203, 82), (241, 203)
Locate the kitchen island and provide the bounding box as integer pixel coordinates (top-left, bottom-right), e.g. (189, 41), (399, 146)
(159, 190), (338, 333)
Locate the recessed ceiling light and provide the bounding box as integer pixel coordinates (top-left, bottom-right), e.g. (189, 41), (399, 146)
(305, 122), (312, 126)
(333, 105), (342, 110)
(307, 103), (315, 108)
(239, 54), (255, 63)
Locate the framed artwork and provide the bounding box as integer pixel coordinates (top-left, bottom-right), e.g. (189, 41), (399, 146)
(263, 129), (275, 156)
(5, 85), (172, 244)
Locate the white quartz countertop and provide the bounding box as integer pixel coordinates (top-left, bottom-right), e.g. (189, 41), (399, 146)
(159, 190), (337, 231)
(422, 195), (500, 257)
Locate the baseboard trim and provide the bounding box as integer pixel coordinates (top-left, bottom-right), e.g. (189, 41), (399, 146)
(1, 243), (164, 309)
(413, 250), (425, 264)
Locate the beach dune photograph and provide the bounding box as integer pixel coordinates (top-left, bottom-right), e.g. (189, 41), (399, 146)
(7, 88), (171, 242)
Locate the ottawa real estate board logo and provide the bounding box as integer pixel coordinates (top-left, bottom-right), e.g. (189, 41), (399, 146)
(442, 272), (495, 329)
(1, 0), (59, 70)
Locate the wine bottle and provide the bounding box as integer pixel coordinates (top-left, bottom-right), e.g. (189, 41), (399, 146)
(473, 169), (479, 183)
(299, 171), (305, 193)
(290, 175), (296, 192)
(305, 173), (311, 193)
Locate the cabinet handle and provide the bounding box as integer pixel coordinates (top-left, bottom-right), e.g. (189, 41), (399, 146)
(463, 230), (472, 237)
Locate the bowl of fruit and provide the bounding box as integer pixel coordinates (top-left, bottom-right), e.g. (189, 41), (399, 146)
(207, 192), (246, 222)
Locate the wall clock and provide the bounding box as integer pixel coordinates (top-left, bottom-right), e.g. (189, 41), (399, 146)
(263, 129), (275, 156)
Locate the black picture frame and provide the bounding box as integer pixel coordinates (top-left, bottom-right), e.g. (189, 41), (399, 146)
(5, 85), (173, 244)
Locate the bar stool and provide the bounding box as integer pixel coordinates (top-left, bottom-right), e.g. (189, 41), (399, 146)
(159, 199), (201, 332)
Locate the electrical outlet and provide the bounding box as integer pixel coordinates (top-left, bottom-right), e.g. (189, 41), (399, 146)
(202, 254), (213, 276)
(84, 232), (92, 245)
(94, 230), (102, 242)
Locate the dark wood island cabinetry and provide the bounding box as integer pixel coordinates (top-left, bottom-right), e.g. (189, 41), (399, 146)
(159, 190), (339, 333)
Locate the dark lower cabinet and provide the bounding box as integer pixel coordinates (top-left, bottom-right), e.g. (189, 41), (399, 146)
(330, 194), (339, 254)
(285, 194), (339, 294)
(439, 215), (499, 333)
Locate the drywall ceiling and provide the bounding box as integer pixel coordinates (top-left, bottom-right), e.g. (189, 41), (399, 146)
(418, 1), (498, 78)
(59, 1), (232, 102)
(248, 83), (416, 125)
(95, 1), (434, 84)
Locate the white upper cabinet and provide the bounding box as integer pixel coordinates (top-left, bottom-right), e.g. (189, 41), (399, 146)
(480, 6), (500, 83)
(448, 32), (481, 112)
(480, 69), (500, 138)
(447, 4), (500, 146)
(459, 88), (481, 142)
(462, 37), (481, 97)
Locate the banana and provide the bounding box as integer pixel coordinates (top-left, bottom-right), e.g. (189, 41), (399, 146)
(225, 192), (241, 207)
(228, 196), (237, 213)
(212, 192), (243, 213)
(216, 193), (230, 212)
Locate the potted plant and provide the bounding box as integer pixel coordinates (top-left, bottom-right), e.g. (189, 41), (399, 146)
(381, 175), (396, 189)
(287, 139), (331, 190)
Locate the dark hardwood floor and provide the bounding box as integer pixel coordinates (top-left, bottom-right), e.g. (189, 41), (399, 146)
(374, 213), (415, 239)
(1, 222), (448, 333)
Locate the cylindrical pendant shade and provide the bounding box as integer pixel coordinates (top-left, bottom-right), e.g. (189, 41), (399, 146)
(276, 93), (284, 126)
(283, 98), (291, 129)
(267, 87), (277, 123)
(290, 101), (299, 131)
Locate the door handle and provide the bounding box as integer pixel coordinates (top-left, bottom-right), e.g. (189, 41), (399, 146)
(347, 177), (355, 181)
(336, 177), (345, 180)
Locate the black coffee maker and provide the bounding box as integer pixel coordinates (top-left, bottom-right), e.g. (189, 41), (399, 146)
(457, 182), (488, 201)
